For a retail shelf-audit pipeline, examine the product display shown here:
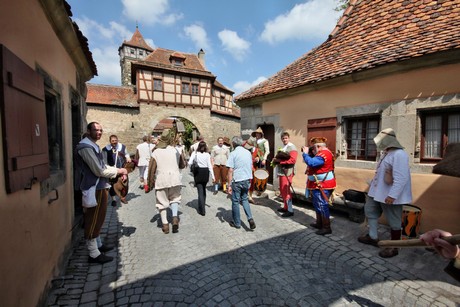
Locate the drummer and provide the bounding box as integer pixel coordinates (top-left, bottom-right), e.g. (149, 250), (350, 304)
(271, 132), (298, 217)
(102, 135), (132, 206)
(248, 127), (270, 203)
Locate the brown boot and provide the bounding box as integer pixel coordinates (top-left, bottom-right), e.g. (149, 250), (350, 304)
(172, 216), (179, 233)
(162, 224), (169, 234)
(379, 229), (400, 258)
(309, 212), (322, 229)
(315, 216), (332, 235)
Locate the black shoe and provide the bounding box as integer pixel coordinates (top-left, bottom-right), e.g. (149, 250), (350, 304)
(281, 211), (294, 217)
(316, 228), (332, 235)
(277, 208), (287, 212)
(248, 219), (256, 230)
(111, 200), (117, 207)
(98, 244), (114, 253)
(229, 221), (241, 229)
(88, 254), (113, 264)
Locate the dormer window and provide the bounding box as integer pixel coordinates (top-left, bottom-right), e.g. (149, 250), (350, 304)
(139, 50), (143, 56)
(170, 52), (186, 67)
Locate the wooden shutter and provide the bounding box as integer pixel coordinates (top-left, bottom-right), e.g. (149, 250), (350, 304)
(0, 45), (49, 193)
(307, 117), (337, 155)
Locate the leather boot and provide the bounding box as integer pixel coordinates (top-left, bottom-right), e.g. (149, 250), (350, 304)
(315, 216), (332, 235)
(379, 229), (400, 258)
(309, 212), (322, 229)
(162, 223), (169, 234)
(172, 216), (179, 233)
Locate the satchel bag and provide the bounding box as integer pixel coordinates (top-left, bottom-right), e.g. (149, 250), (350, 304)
(343, 189), (366, 203)
(190, 155), (198, 174)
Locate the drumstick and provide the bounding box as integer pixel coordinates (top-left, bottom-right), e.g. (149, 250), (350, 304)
(378, 234), (460, 248)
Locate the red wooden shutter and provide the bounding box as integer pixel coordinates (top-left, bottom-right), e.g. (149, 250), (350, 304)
(0, 45), (49, 193)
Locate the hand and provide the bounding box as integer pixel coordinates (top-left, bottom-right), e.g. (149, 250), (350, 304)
(254, 157), (260, 163)
(118, 168), (128, 175)
(302, 146), (309, 153)
(227, 186), (232, 195)
(420, 229), (460, 259)
(126, 157), (132, 163)
(384, 196), (395, 204)
(261, 159), (266, 166)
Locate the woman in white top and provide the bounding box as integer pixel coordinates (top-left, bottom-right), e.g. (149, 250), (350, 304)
(188, 141), (215, 216)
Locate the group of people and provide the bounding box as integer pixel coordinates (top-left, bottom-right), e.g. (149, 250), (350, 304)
(74, 122), (460, 283)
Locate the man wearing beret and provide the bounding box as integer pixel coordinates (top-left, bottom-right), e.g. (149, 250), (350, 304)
(302, 137), (336, 235)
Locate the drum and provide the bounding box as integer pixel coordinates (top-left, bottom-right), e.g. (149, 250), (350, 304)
(401, 204), (422, 239)
(253, 169), (269, 192)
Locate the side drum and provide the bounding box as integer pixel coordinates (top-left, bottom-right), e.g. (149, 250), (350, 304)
(401, 204), (422, 239)
(253, 169), (269, 192)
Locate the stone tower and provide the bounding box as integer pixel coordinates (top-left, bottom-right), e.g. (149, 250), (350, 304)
(118, 26), (154, 86)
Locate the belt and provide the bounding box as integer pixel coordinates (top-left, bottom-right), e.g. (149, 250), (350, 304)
(308, 171), (334, 181)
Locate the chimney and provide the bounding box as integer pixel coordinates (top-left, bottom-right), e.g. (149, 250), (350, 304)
(198, 49), (205, 68)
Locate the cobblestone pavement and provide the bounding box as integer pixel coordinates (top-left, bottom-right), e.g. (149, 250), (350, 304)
(47, 171), (460, 306)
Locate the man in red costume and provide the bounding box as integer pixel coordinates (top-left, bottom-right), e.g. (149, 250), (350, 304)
(271, 132), (298, 217)
(302, 137), (336, 235)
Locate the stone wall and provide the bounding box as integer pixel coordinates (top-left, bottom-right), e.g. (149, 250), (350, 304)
(87, 104), (240, 155)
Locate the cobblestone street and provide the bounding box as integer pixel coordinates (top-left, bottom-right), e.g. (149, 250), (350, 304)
(47, 171), (460, 306)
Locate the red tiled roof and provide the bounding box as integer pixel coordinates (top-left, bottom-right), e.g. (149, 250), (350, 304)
(86, 84), (138, 107)
(235, 0), (460, 101)
(133, 47), (215, 78)
(121, 27), (153, 51)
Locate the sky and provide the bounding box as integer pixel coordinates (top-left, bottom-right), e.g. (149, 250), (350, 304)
(67, 0), (343, 96)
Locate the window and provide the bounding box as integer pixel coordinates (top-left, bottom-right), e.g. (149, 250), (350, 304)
(173, 59), (183, 66)
(139, 50), (143, 56)
(130, 48), (134, 54)
(421, 109), (460, 160)
(220, 96), (225, 107)
(181, 83), (190, 94)
(45, 90), (63, 172)
(191, 84), (199, 95)
(182, 82), (199, 95)
(154, 79), (163, 91)
(346, 116), (380, 161)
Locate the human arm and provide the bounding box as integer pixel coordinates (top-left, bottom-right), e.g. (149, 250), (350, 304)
(278, 150), (298, 165)
(188, 152), (196, 166)
(420, 229), (460, 282)
(262, 141), (270, 166)
(207, 154), (215, 181)
(124, 148), (132, 162)
(78, 148), (123, 179)
(386, 150), (411, 204)
(227, 168), (234, 194)
(302, 151), (324, 168)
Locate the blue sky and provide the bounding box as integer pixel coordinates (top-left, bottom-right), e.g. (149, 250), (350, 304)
(67, 0), (343, 95)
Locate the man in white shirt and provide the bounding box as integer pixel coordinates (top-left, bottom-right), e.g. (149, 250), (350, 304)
(135, 135), (153, 191)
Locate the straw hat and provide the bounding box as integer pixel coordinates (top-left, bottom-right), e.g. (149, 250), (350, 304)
(373, 128), (403, 150)
(251, 127), (264, 137)
(156, 129), (173, 149)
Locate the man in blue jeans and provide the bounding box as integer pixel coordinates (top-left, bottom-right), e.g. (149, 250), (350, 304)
(226, 136), (256, 230)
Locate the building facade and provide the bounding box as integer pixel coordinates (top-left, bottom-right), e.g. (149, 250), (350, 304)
(235, 0), (460, 233)
(87, 28), (240, 154)
(0, 0), (96, 305)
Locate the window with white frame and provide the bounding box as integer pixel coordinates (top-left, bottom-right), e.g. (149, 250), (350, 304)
(421, 109), (460, 161)
(345, 116), (380, 161)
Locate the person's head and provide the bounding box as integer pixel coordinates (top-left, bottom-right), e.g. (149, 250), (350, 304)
(151, 136), (158, 144)
(109, 135), (118, 148)
(87, 122), (103, 142)
(251, 127), (264, 139)
(281, 132), (290, 145)
(310, 137), (327, 155)
(373, 128), (403, 151)
(142, 135), (149, 142)
(197, 141), (207, 153)
(232, 136), (244, 148)
(217, 137), (224, 146)
(156, 129), (173, 149)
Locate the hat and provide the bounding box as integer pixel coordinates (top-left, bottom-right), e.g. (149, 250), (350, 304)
(223, 137), (231, 147)
(156, 129), (173, 149)
(251, 127), (264, 137)
(373, 128), (403, 150)
(310, 137), (327, 145)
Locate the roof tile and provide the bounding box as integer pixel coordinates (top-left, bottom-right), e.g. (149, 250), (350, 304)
(236, 0), (460, 101)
